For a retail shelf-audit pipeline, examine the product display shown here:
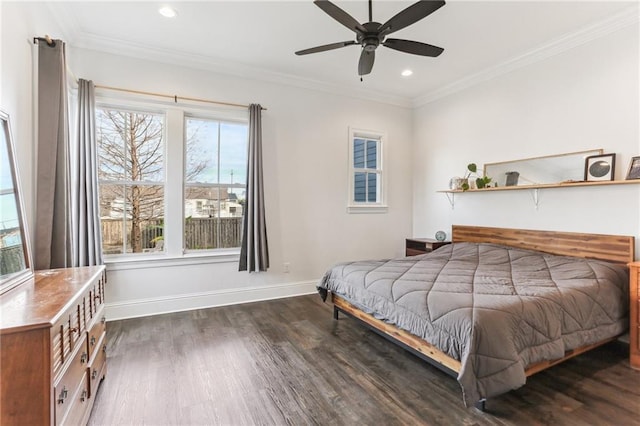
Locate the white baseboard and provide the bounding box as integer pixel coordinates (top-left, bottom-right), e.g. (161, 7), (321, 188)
(105, 280), (318, 321)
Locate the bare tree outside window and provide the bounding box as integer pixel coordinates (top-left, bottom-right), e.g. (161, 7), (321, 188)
(96, 109), (205, 254)
(97, 107), (241, 255)
(97, 109), (166, 254)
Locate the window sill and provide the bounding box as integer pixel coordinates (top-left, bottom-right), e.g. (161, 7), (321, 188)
(105, 249), (240, 271)
(347, 204), (388, 214)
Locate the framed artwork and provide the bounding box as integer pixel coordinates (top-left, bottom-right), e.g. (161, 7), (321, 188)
(626, 156), (640, 180)
(584, 153), (615, 181)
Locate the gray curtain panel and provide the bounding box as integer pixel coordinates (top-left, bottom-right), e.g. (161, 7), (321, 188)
(35, 39), (72, 269)
(239, 104), (269, 272)
(71, 79), (104, 266)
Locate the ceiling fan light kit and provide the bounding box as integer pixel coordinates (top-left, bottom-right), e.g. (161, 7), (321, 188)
(295, 0), (445, 77)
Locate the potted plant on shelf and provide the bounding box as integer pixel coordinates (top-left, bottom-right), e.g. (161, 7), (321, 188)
(462, 163), (492, 191)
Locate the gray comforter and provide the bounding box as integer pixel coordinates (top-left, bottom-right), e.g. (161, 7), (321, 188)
(318, 242), (629, 405)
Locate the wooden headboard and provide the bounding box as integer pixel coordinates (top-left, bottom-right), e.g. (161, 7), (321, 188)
(452, 225), (635, 265)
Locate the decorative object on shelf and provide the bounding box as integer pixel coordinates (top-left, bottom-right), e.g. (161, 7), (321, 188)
(449, 177), (465, 190)
(461, 163), (492, 191)
(505, 171), (520, 186)
(584, 153), (615, 181)
(626, 156), (640, 180)
(435, 230), (447, 242)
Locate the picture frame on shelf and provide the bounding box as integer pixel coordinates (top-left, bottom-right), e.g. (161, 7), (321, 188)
(626, 156), (640, 180)
(584, 153), (615, 181)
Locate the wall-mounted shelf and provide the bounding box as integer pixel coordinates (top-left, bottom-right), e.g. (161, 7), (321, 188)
(438, 179), (640, 209)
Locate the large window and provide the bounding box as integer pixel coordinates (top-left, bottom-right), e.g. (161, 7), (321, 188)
(184, 117), (247, 250)
(97, 108), (165, 254)
(96, 101), (248, 258)
(348, 128), (386, 213)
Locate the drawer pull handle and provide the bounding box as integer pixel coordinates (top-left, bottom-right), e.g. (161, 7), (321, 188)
(80, 390), (87, 402)
(95, 295), (101, 300)
(90, 336), (96, 346)
(92, 369), (98, 380)
(58, 387), (68, 404)
(103, 344), (107, 353)
(101, 316), (106, 324)
(81, 352), (88, 364)
(70, 327), (79, 333)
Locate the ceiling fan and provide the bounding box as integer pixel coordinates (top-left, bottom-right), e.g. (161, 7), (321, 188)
(295, 0), (445, 77)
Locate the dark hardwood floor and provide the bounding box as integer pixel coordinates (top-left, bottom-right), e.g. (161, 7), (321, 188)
(88, 295), (640, 426)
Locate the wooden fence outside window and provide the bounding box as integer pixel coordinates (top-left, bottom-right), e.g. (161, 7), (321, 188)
(101, 217), (243, 254)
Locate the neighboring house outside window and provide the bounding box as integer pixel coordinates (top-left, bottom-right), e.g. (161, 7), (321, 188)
(96, 99), (248, 258)
(184, 117), (248, 251)
(97, 107), (165, 255)
(348, 127), (387, 213)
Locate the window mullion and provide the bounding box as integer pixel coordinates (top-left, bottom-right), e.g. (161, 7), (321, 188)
(164, 108), (184, 256)
(216, 122), (221, 249)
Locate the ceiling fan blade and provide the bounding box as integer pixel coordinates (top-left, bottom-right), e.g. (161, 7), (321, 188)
(314, 0), (367, 34)
(358, 49), (375, 76)
(295, 41), (357, 56)
(378, 0), (445, 36)
(383, 38), (444, 57)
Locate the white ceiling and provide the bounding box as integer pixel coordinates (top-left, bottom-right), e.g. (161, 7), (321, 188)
(47, 1), (637, 106)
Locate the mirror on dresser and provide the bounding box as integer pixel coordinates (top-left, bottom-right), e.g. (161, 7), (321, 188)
(0, 109), (33, 294)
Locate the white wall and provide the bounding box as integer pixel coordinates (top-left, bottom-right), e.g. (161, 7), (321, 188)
(413, 23), (640, 251)
(2, 2), (414, 319)
(4, 2), (639, 321)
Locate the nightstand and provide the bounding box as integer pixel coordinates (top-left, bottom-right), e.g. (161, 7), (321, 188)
(405, 238), (451, 256)
(629, 261), (640, 370)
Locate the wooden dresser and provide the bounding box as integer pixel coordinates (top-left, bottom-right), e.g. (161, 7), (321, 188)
(0, 266), (107, 425)
(630, 261), (640, 370)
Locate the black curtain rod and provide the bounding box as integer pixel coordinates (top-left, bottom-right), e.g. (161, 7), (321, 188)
(33, 35), (56, 47)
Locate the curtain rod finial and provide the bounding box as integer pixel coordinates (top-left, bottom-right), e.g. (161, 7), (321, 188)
(33, 35), (56, 47)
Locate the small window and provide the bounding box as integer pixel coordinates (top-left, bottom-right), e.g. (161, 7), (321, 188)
(348, 128), (386, 213)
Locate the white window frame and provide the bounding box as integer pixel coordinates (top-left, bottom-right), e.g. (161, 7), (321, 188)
(95, 102), (168, 259)
(347, 127), (387, 214)
(95, 92), (248, 267)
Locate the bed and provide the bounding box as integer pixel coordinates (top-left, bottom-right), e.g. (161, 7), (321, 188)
(317, 225), (634, 408)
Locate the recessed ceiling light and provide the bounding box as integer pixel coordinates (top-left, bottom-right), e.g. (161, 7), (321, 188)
(159, 6), (177, 18)
(401, 69), (413, 77)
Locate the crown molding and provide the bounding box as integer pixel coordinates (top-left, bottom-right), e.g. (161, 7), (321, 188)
(70, 31), (410, 108)
(46, 0), (412, 109)
(46, 3), (638, 110)
(412, 5), (640, 108)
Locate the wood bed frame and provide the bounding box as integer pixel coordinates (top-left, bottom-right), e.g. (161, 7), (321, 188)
(331, 225), (635, 409)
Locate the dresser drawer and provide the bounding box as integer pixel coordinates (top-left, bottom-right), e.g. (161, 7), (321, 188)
(54, 334), (89, 424)
(57, 372), (90, 426)
(87, 306), (106, 359)
(88, 333), (107, 399)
